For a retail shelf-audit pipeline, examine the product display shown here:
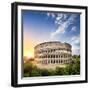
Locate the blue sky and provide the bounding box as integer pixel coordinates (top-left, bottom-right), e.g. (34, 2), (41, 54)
(22, 10), (80, 55)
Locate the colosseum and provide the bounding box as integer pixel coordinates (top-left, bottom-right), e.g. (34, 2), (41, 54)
(34, 41), (72, 69)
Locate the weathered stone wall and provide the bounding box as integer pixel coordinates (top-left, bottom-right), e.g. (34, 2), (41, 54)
(34, 41), (72, 69)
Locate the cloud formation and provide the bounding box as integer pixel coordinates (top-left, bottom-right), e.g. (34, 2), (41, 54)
(72, 45), (80, 55)
(47, 13), (78, 38)
(70, 35), (80, 55)
(71, 26), (77, 32)
(46, 12), (80, 55)
(71, 35), (80, 44)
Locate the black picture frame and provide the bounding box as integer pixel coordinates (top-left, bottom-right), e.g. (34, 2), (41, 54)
(11, 2), (88, 87)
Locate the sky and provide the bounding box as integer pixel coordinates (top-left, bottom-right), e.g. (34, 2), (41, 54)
(22, 10), (80, 58)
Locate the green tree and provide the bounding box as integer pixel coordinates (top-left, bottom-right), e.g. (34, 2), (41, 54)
(24, 62), (34, 77)
(40, 69), (50, 76)
(55, 67), (65, 75)
(23, 56), (80, 77)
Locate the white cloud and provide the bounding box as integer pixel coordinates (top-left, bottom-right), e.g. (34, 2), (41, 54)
(70, 35), (80, 55)
(47, 12), (50, 17)
(46, 12), (80, 55)
(72, 45), (80, 55)
(71, 26), (77, 32)
(55, 14), (68, 25)
(50, 14), (78, 39)
(63, 14), (68, 19)
(56, 14), (63, 21)
(51, 21), (70, 38)
(68, 14), (77, 23)
(51, 25), (65, 38)
(51, 13), (55, 18)
(46, 12), (55, 18)
(71, 35), (80, 44)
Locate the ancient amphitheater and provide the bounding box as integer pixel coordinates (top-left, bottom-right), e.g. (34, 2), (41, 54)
(34, 41), (72, 69)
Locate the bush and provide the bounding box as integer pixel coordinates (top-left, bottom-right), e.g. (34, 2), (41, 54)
(24, 62), (33, 73)
(24, 57), (80, 77)
(40, 69), (50, 76)
(55, 67), (65, 75)
(24, 73), (29, 77)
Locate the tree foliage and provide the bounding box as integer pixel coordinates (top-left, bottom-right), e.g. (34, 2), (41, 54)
(24, 56), (80, 77)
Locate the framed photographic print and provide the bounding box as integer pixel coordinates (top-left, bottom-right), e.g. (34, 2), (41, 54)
(11, 2), (88, 87)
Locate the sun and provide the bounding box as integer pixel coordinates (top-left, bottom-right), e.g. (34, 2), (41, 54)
(25, 52), (34, 58)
